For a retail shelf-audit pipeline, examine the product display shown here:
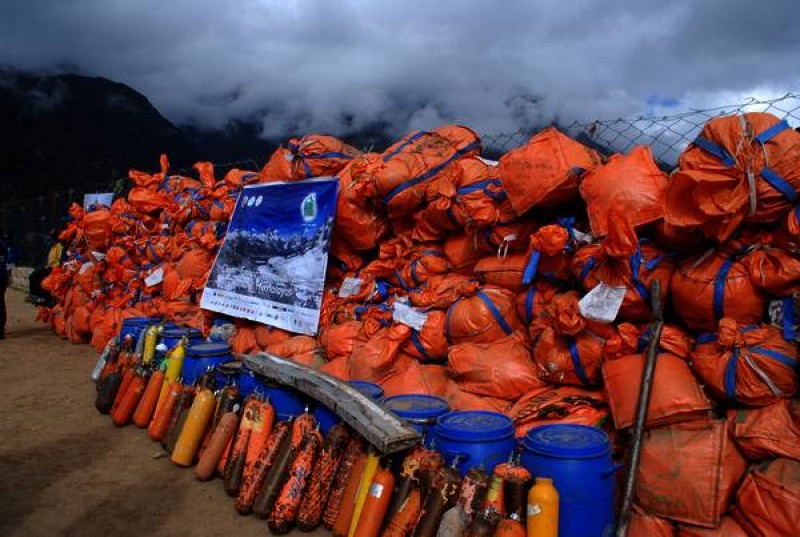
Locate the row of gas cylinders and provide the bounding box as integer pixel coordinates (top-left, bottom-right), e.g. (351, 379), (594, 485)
(95, 317), (618, 536)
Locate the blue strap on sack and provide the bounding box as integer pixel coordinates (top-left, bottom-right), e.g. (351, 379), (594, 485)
(522, 250), (542, 286)
(692, 136), (736, 167)
(475, 291), (514, 336)
(383, 131), (427, 162)
(782, 296), (797, 342)
(410, 330), (433, 361)
(524, 286), (536, 324)
(567, 338), (592, 386)
(713, 256), (737, 322)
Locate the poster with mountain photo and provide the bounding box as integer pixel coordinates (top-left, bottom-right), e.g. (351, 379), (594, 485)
(201, 178), (338, 335)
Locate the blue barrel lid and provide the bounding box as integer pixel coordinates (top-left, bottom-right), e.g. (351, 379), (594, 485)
(348, 381), (384, 401)
(523, 424), (610, 459)
(162, 326), (203, 339)
(384, 394), (449, 419)
(435, 411), (514, 442)
(187, 342), (232, 357)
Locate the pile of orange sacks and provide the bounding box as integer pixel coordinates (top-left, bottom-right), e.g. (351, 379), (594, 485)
(43, 115), (800, 536)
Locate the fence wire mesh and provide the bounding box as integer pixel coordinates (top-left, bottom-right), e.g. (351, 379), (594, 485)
(482, 92), (800, 167)
(2, 92), (799, 265)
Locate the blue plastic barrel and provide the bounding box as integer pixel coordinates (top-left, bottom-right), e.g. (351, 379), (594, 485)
(314, 381), (385, 434)
(119, 316), (160, 341)
(520, 424), (619, 537)
(433, 410), (516, 476)
(385, 394), (450, 447)
(259, 382), (307, 421)
(161, 326), (204, 352)
(183, 343), (234, 386)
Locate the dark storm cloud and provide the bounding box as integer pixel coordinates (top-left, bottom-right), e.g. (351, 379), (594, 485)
(0, 0), (798, 139)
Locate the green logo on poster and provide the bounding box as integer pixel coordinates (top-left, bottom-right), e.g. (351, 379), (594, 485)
(302, 192), (317, 222)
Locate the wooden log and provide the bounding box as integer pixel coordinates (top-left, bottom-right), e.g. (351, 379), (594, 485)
(243, 353), (420, 454)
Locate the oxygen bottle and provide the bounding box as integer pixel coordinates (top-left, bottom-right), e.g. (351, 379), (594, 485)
(526, 477), (558, 537)
(133, 369), (165, 428)
(148, 381), (183, 441)
(158, 339), (185, 404)
(352, 464), (395, 537)
(171, 387), (216, 466)
(141, 325), (160, 365)
(111, 369), (148, 426)
(348, 448), (381, 537)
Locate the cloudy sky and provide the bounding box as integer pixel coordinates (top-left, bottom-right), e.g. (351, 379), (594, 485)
(1, 0), (798, 139)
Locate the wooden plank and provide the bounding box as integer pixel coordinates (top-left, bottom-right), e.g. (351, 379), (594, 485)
(243, 352), (421, 454)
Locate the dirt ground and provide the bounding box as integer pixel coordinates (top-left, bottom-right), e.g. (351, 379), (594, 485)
(0, 289), (328, 537)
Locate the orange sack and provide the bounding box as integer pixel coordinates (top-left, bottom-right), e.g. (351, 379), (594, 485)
(285, 134), (362, 180)
(635, 419), (747, 528)
(731, 458), (800, 537)
(728, 398), (800, 462)
(401, 310), (448, 362)
(473, 254), (527, 292)
(531, 292), (609, 386)
(447, 332), (546, 400)
(519, 220), (582, 287)
(628, 506), (675, 537)
(443, 233), (492, 274)
(444, 286), (523, 345)
(333, 157), (391, 251)
(409, 273), (480, 310)
(379, 359), (448, 398)
(573, 210), (673, 323)
(508, 385), (608, 438)
(671, 247), (767, 333)
(580, 145), (668, 237)
(691, 319), (799, 406)
(320, 321), (362, 361)
(498, 127), (601, 215)
(444, 381), (512, 414)
(666, 112), (800, 241)
(348, 324), (410, 384)
(602, 352), (712, 430)
(351, 130), (465, 219)
(676, 516), (748, 537)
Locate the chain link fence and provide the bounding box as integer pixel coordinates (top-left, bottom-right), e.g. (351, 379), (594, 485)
(3, 93), (799, 266)
(482, 92), (800, 166)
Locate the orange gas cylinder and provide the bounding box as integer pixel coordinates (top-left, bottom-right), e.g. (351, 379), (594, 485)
(110, 368), (136, 416)
(245, 400), (275, 470)
(195, 411), (239, 481)
(112, 370), (147, 426)
(224, 398), (259, 496)
(353, 466), (396, 537)
(236, 421), (291, 515)
(133, 370), (165, 428)
(382, 487), (422, 537)
(269, 429), (324, 534)
(148, 381), (183, 441)
(526, 477), (558, 537)
(171, 387), (216, 466)
(323, 436), (365, 530)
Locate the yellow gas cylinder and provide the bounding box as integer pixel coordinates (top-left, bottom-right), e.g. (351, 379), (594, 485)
(347, 449), (380, 537)
(141, 325), (161, 365)
(155, 340), (186, 416)
(526, 477), (559, 537)
(171, 387), (216, 467)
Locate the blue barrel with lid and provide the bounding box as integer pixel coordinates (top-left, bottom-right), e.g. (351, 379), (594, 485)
(433, 410), (516, 476)
(119, 316), (160, 342)
(520, 424), (619, 537)
(183, 343), (233, 386)
(161, 326), (204, 352)
(260, 382), (307, 421)
(314, 381), (385, 434)
(384, 394), (449, 447)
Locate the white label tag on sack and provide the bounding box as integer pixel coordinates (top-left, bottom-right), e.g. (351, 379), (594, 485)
(145, 266), (164, 287)
(78, 261), (94, 275)
(579, 283), (627, 324)
(393, 302), (428, 331)
(572, 229), (594, 246)
(338, 277), (363, 298)
(92, 251), (106, 261)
